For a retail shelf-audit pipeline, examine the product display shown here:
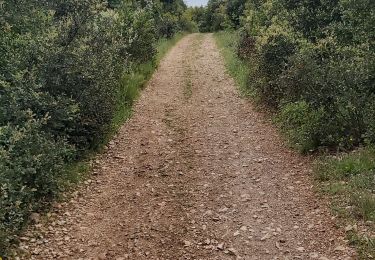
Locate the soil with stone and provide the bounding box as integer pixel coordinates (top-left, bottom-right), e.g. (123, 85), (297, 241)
(17, 34), (356, 260)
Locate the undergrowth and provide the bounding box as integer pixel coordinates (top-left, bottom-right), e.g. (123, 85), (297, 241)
(214, 31), (251, 96)
(316, 148), (375, 258)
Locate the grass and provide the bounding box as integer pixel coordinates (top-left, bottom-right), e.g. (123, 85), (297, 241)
(214, 31), (252, 96)
(109, 33), (186, 139)
(316, 147), (375, 258)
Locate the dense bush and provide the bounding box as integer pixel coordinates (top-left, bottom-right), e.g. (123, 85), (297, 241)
(189, 0), (247, 32)
(156, 0), (192, 38)
(222, 0), (375, 151)
(279, 42), (372, 149)
(0, 120), (73, 249)
(254, 28), (298, 106)
(277, 101), (325, 152)
(0, 0), (193, 254)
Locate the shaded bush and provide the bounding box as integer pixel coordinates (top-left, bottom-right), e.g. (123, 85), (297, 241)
(229, 0), (375, 151)
(237, 33), (256, 60)
(158, 12), (180, 38)
(278, 41), (372, 149)
(277, 101), (325, 153)
(253, 28), (298, 107)
(0, 119), (73, 252)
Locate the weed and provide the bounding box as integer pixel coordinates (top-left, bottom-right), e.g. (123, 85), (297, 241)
(214, 31), (252, 96)
(316, 147), (375, 257)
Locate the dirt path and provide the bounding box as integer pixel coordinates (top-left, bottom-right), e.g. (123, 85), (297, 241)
(20, 34), (355, 260)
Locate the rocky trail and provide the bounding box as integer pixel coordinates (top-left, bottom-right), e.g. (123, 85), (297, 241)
(19, 34), (355, 259)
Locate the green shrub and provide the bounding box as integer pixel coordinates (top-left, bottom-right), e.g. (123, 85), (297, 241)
(254, 28), (298, 106)
(278, 101), (325, 153)
(0, 119), (73, 252)
(0, 0), (188, 255)
(42, 4), (128, 150)
(122, 6), (157, 64)
(237, 33), (257, 60)
(158, 12), (180, 38)
(278, 41), (372, 149)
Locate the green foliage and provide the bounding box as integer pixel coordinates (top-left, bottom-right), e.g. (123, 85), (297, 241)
(226, 0), (246, 28)
(316, 148), (375, 258)
(278, 42), (372, 149)
(0, 0), (188, 255)
(0, 119), (73, 252)
(158, 12), (180, 38)
(279, 0), (342, 41)
(188, 7), (207, 32)
(190, 0), (246, 32)
(214, 31), (251, 94)
(225, 0), (375, 152)
(255, 28), (298, 106)
(155, 0), (195, 38)
(277, 101), (325, 153)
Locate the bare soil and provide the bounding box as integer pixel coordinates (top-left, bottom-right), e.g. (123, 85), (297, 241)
(19, 34), (356, 260)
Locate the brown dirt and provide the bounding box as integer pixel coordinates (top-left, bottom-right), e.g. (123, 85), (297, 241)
(19, 34), (356, 260)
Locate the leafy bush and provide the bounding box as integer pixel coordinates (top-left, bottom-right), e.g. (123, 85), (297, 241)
(278, 101), (325, 153)
(0, 119), (73, 252)
(158, 12), (180, 38)
(237, 33), (257, 60)
(277, 41), (372, 149)
(253, 27), (298, 106)
(0, 0), (190, 254)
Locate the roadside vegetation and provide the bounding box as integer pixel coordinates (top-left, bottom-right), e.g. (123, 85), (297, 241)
(0, 0), (197, 255)
(192, 0), (375, 258)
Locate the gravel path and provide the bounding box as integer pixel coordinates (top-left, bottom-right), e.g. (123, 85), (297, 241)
(19, 34), (355, 260)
